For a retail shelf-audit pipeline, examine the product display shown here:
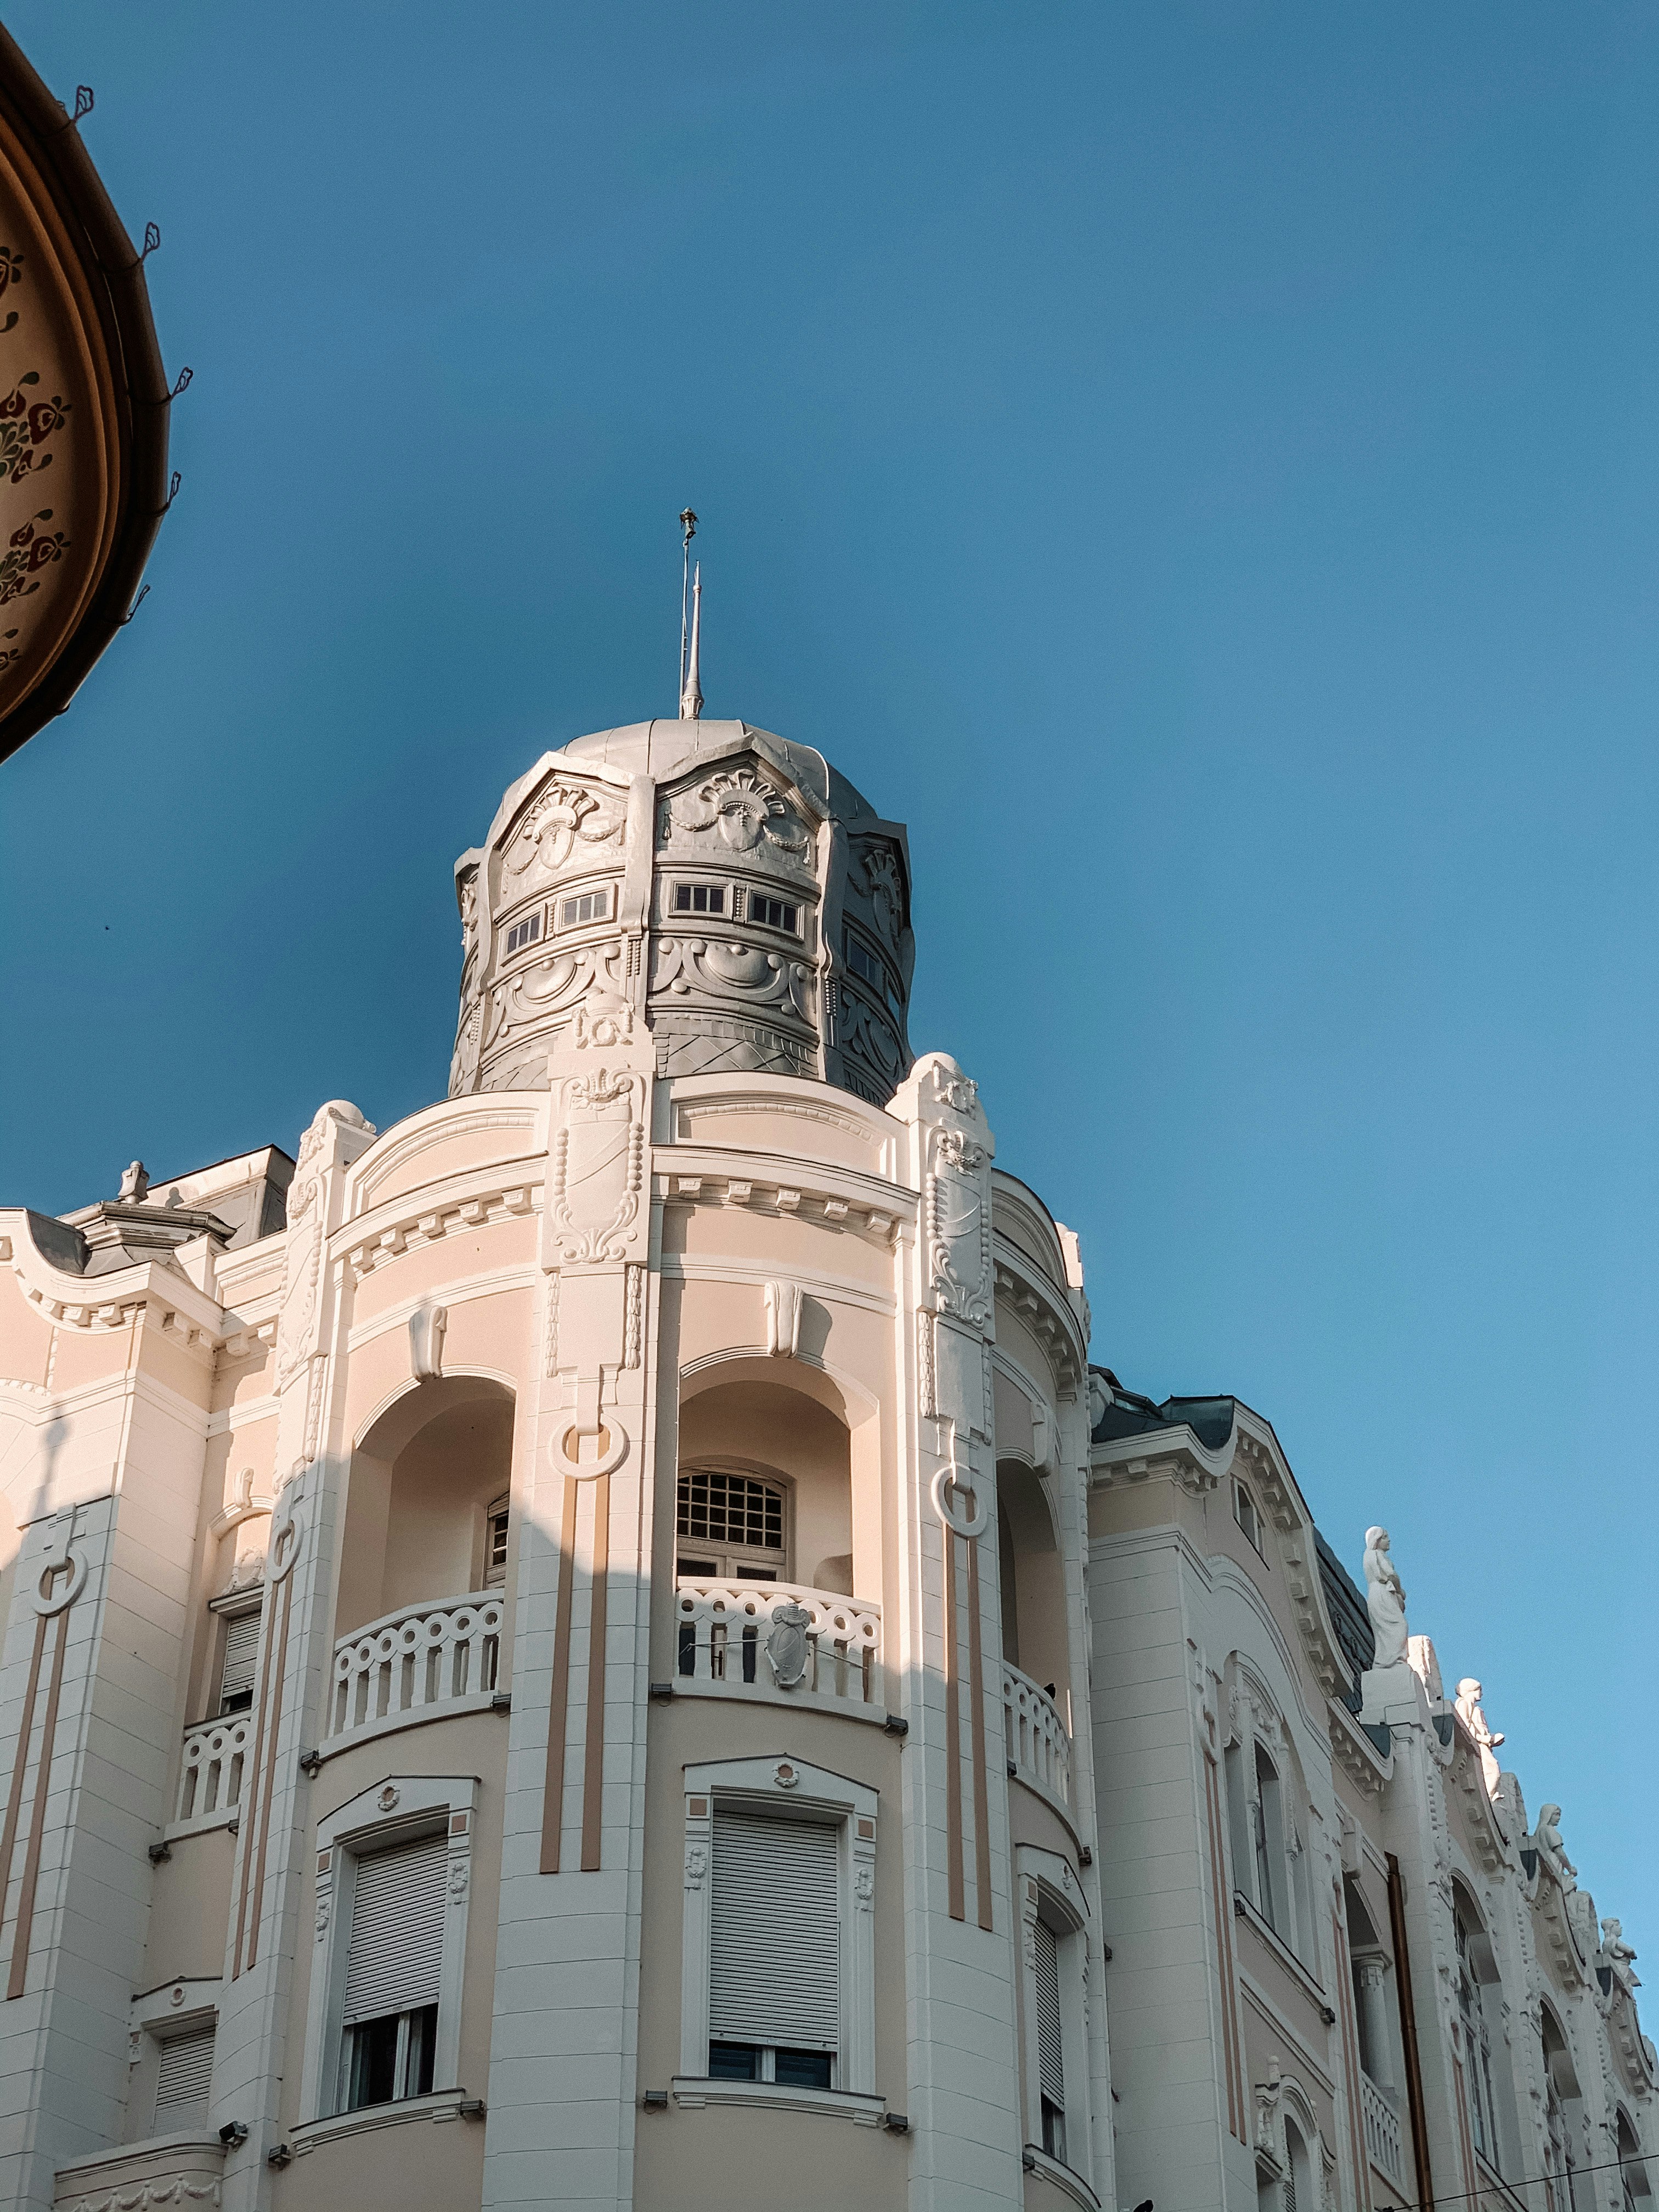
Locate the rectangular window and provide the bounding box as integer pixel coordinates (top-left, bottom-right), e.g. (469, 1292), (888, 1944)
(484, 1497), (510, 1588)
(708, 1810), (839, 2084)
(1234, 1482), (1262, 1552)
(751, 894), (798, 934)
(340, 1832), (447, 2112)
(559, 888), (610, 928)
(154, 2022), (216, 2131)
(1034, 1916), (1066, 2162)
(843, 929), (883, 987)
(672, 882), (725, 915)
(504, 912), (541, 957)
(218, 1606), (261, 1716)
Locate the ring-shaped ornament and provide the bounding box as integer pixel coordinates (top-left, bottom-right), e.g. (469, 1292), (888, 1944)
(32, 1550), (87, 1616)
(269, 1502), (307, 1584)
(549, 1418), (629, 1481)
(930, 1464), (988, 1541)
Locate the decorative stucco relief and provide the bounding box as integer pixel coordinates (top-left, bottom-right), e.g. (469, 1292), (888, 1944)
(545, 1068), (645, 1265)
(664, 765), (810, 858)
(504, 779), (625, 883)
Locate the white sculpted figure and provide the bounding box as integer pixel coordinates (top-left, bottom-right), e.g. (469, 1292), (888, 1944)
(1602, 1918), (1638, 1966)
(1362, 1527), (1409, 1668)
(1455, 1678), (1505, 1797)
(1536, 1804), (1577, 1881)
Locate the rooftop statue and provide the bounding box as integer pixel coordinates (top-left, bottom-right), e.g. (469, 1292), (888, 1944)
(1454, 1678), (1504, 1798)
(1362, 1526), (1409, 1668)
(1534, 1803), (1577, 1882)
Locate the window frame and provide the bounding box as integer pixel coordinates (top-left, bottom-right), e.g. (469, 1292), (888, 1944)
(1015, 1846), (1095, 2192)
(206, 1586), (263, 1721)
(670, 879), (728, 919)
(128, 1978), (221, 2142)
(503, 909), (543, 959)
(482, 1493), (510, 1589)
(557, 885), (613, 930)
(678, 1755), (878, 2106)
(674, 1462), (793, 1584)
(299, 1774), (477, 2124)
(1234, 1480), (1264, 1554)
(1454, 1890), (1503, 2172)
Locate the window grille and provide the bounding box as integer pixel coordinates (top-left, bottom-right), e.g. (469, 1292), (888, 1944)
(672, 883), (725, 915)
(560, 889), (609, 928)
(751, 894), (798, 934)
(709, 1810), (839, 2055)
(678, 1470), (783, 1555)
(154, 2022), (215, 2130)
(505, 912), (541, 956)
(219, 1607), (261, 1716)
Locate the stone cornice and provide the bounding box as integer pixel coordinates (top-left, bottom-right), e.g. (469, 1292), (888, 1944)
(0, 1207), (224, 1346)
(1446, 1723), (1513, 1877)
(658, 1160), (907, 1248)
(1090, 1428), (1221, 1498)
(1329, 1697), (1392, 1798)
(1231, 1424), (1355, 1707)
(338, 1177), (537, 1284)
(992, 1243), (1086, 1395)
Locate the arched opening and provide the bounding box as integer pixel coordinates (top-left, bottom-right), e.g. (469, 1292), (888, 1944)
(1347, 1881), (1396, 2091)
(1541, 2005), (1583, 2212)
(1454, 1886), (1506, 2172)
(1619, 2112), (1651, 2212)
(673, 1362), (879, 1708)
(1283, 2115), (1315, 2212)
(996, 1459), (1070, 1720)
(675, 1376), (852, 1592)
(337, 1378), (516, 1638)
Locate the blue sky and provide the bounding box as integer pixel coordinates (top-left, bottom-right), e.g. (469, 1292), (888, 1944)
(3, 4), (1656, 1945)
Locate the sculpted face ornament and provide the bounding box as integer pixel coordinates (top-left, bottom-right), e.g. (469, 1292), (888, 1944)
(670, 768), (810, 855)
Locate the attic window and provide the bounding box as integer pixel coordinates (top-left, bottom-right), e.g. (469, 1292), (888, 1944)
(673, 883), (725, 915)
(504, 913), (541, 957)
(750, 895), (798, 934)
(1234, 1482), (1262, 1554)
(560, 888), (610, 928)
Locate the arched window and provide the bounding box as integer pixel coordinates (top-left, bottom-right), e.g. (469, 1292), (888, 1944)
(1283, 2115), (1314, 2212)
(1454, 1895), (1500, 2169)
(1618, 2112), (1651, 2212)
(1254, 1743), (1288, 1936)
(1541, 2008), (1581, 2212)
(675, 1467), (788, 1582)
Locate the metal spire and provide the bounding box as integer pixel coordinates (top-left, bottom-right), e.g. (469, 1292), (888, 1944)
(678, 508), (703, 721)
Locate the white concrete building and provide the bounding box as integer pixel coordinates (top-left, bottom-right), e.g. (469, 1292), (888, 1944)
(0, 712), (1650, 2212)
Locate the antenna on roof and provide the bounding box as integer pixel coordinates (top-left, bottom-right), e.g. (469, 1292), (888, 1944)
(678, 508), (703, 721)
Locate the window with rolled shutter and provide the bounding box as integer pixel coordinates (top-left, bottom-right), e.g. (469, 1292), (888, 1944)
(1034, 1915), (1065, 2111)
(342, 1832), (447, 2025)
(218, 1608), (260, 1714)
(154, 2022), (215, 2129)
(709, 1810), (839, 2053)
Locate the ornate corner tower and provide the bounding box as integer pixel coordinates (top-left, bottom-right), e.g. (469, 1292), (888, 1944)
(448, 718), (915, 1105)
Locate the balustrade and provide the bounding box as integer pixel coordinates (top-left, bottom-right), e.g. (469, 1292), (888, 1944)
(329, 1592), (503, 1742)
(674, 1578), (881, 1712)
(1003, 1661), (1072, 1810)
(173, 1715), (250, 1831)
(1361, 2073), (1403, 2181)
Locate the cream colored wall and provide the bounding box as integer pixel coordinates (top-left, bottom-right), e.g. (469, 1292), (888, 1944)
(996, 1460), (1068, 1705)
(141, 1828), (235, 1990)
(267, 2105), (486, 2211)
(633, 1694), (905, 2208)
(335, 1393), (514, 1635)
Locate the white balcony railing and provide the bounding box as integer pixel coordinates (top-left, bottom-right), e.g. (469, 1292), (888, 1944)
(1003, 1662), (1072, 1811)
(1361, 2073), (1403, 2181)
(173, 1716), (251, 1832)
(674, 1579), (881, 1713)
(329, 1593), (503, 1743)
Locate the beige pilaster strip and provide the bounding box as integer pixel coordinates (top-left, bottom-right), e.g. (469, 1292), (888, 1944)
(7, 1610), (66, 1999)
(0, 1609), (48, 1979)
(944, 1530), (964, 1923)
(242, 1571), (293, 1972)
(539, 1475), (579, 1873)
(1203, 1752), (1245, 2142)
(579, 1470), (611, 1873)
(965, 1534), (992, 1932)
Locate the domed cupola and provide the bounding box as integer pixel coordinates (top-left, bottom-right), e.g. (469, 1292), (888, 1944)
(449, 718), (914, 1104)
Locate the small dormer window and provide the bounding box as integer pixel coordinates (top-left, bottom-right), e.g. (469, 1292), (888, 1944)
(751, 894), (798, 934)
(673, 883), (725, 915)
(1234, 1481), (1262, 1554)
(559, 888), (611, 929)
(504, 912), (541, 957)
